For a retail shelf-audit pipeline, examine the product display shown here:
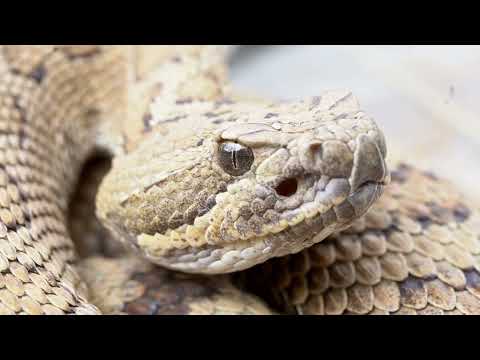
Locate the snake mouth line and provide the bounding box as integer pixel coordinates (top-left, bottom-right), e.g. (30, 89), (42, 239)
(158, 175), (387, 275)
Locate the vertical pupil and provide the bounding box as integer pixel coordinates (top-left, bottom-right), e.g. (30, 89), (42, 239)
(232, 149), (238, 169)
(219, 142), (254, 176)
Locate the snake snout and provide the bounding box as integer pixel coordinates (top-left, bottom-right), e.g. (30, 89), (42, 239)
(350, 134), (388, 193)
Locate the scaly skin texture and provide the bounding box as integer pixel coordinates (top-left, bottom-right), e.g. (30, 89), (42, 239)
(239, 163), (480, 315)
(71, 158), (273, 315)
(79, 256), (274, 315)
(97, 89), (388, 274)
(0, 45), (387, 314)
(72, 161), (480, 315)
(0, 46), (123, 314)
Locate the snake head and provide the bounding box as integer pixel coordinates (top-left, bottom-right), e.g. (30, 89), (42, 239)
(97, 90), (389, 274)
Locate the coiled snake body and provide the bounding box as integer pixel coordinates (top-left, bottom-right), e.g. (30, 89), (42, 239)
(0, 45), (478, 315)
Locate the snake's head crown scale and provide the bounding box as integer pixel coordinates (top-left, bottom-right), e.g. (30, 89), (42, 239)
(96, 89), (389, 274)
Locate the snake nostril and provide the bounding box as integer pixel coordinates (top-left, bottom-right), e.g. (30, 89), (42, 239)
(275, 178), (298, 197)
(309, 143), (322, 156)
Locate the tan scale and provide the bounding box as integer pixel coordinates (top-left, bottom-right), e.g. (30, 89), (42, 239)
(1, 45), (478, 315)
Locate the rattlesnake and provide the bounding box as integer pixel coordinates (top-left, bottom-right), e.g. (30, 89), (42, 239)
(0, 45), (478, 315)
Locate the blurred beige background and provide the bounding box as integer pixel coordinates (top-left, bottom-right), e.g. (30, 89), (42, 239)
(229, 45), (480, 202)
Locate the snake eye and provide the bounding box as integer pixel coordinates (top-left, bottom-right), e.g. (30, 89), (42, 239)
(217, 142), (254, 176)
